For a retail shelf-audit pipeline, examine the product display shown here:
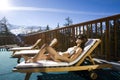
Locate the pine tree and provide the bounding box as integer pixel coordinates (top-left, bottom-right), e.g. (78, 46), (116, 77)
(64, 17), (73, 26)
(46, 25), (50, 30)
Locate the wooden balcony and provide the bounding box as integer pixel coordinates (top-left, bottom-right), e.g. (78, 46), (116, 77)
(23, 14), (120, 61)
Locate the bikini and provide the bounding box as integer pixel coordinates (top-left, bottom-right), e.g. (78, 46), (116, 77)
(59, 47), (77, 56)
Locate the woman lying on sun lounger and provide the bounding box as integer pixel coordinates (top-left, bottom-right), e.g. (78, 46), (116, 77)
(23, 34), (88, 63)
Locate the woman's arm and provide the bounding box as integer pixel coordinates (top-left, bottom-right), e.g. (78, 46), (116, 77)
(69, 48), (82, 62)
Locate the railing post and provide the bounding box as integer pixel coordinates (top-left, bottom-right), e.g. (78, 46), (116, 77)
(105, 19), (110, 60)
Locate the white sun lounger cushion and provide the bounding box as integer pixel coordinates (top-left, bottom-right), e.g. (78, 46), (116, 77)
(16, 39), (98, 68)
(9, 46), (33, 51)
(14, 50), (40, 56)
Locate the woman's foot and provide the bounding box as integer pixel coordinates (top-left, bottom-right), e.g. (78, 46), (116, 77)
(25, 58), (34, 63)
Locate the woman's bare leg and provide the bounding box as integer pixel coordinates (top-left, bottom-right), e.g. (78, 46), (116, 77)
(23, 45), (70, 63)
(32, 47), (46, 62)
(46, 46), (70, 62)
(23, 44), (47, 63)
(46, 46), (59, 56)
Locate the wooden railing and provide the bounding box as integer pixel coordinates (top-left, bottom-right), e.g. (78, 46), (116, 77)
(23, 14), (120, 60)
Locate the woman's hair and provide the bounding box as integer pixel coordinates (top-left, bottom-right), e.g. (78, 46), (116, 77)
(77, 34), (88, 50)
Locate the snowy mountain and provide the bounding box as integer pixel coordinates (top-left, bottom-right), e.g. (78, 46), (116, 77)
(7, 24), (48, 35)
(0, 17), (52, 35)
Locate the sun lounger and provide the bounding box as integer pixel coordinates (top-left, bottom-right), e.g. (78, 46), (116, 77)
(12, 38), (58, 63)
(9, 39), (42, 55)
(12, 39), (112, 80)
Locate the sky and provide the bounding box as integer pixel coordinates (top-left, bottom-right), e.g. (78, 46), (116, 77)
(0, 0), (120, 29)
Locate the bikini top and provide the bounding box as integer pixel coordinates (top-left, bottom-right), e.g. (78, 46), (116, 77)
(66, 46), (77, 56)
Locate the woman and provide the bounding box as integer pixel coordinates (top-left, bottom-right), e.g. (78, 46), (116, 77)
(24, 34), (88, 63)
